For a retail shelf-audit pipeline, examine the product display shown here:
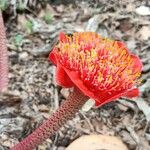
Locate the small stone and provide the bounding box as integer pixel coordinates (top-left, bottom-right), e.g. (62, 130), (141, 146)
(19, 52), (29, 60)
(66, 135), (128, 150)
(135, 6), (150, 16)
(60, 88), (70, 98)
(81, 99), (95, 112)
(57, 146), (66, 150)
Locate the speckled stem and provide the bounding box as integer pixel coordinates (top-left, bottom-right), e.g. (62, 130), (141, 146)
(11, 87), (88, 150)
(0, 10), (8, 92)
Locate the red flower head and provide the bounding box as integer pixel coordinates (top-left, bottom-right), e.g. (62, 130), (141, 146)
(49, 32), (142, 107)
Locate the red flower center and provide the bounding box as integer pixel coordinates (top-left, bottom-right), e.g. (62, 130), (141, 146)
(55, 32), (141, 93)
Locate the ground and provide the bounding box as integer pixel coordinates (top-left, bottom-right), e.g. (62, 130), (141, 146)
(0, 0), (150, 150)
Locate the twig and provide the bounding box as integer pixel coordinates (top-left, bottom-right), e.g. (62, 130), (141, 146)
(79, 111), (95, 132)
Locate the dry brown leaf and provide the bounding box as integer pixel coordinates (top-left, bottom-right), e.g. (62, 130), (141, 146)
(137, 26), (150, 41)
(134, 98), (150, 122)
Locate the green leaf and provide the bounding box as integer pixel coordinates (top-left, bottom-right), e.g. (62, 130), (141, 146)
(0, 0), (9, 10)
(43, 13), (53, 24)
(15, 34), (24, 47)
(24, 20), (33, 33)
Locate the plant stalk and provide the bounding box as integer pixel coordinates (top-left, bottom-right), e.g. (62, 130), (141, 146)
(0, 10), (8, 92)
(11, 87), (88, 150)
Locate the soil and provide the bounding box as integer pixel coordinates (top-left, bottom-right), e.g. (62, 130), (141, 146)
(0, 0), (150, 150)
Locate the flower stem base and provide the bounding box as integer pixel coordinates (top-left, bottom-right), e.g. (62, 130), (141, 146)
(11, 87), (88, 150)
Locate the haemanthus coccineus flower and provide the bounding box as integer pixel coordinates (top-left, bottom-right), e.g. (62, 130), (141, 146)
(50, 32), (142, 106)
(11, 32), (142, 150)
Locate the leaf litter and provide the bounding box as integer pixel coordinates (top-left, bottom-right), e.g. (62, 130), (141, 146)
(0, 0), (150, 149)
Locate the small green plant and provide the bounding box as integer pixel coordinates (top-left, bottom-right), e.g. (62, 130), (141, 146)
(17, 0), (26, 11)
(24, 20), (33, 33)
(43, 13), (53, 24)
(15, 34), (24, 47)
(0, 0), (9, 10)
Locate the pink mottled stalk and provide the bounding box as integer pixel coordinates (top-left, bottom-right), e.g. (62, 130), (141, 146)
(11, 87), (88, 150)
(0, 10), (8, 92)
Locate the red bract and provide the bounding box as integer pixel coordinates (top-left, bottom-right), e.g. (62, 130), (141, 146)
(49, 32), (142, 107)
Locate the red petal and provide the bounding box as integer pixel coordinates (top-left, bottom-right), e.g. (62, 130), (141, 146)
(95, 90), (127, 107)
(56, 64), (74, 88)
(63, 67), (95, 98)
(124, 88), (139, 98)
(117, 41), (126, 48)
(49, 48), (57, 65)
(49, 49), (74, 87)
(95, 88), (139, 107)
(130, 54), (143, 73)
(117, 41), (143, 72)
(117, 41), (129, 53)
(59, 32), (67, 43)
